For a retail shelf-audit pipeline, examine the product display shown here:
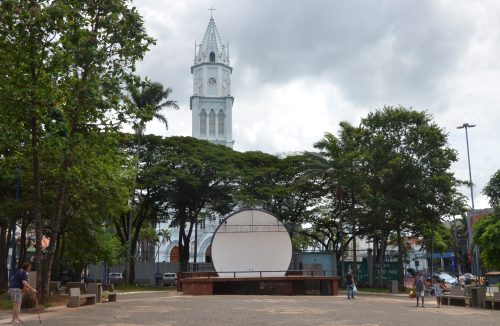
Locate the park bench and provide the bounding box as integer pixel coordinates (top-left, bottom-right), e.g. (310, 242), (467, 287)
(66, 282), (87, 294)
(441, 287), (467, 307)
(103, 284), (118, 302)
(484, 293), (500, 310)
(134, 278), (150, 286)
(484, 297), (500, 310)
(68, 288), (96, 308)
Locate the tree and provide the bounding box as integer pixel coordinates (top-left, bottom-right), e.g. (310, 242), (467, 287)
(237, 152), (323, 252)
(0, 0), (62, 295)
(356, 106), (465, 288)
(305, 124), (366, 279)
(0, 0), (155, 301)
(118, 135), (239, 272)
(474, 170), (500, 270)
(473, 215), (500, 270)
(483, 170), (500, 210)
(123, 77), (178, 283)
(160, 137), (239, 271)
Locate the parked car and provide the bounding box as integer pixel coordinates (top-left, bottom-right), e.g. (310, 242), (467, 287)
(434, 272), (458, 286)
(162, 273), (177, 286)
(458, 273), (474, 285)
(109, 272), (124, 285)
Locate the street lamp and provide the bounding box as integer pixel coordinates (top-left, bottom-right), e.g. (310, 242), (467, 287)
(456, 123), (480, 280)
(457, 123), (476, 210)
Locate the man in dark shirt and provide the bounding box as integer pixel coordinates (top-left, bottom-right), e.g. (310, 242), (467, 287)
(345, 269), (356, 299)
(8, 262), (37, 323)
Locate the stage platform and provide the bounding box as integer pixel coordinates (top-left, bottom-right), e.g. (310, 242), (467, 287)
(180, 274), (340, 296)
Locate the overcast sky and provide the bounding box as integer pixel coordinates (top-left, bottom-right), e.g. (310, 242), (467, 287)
(132, 0), (500, 210)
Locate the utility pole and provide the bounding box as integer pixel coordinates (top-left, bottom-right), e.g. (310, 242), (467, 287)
(457, 123), (480, 280)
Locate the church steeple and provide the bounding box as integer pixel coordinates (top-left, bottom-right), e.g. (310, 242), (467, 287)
(194, 17), (229, 65)
(190, 12), (234, 149)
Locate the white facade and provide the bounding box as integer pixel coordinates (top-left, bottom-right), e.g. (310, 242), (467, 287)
(190, 17), (234, 148)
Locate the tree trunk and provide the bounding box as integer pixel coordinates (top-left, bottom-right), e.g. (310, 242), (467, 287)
(0, 226), (8, 290)
(18, 215), (29, 266)
(396, 224), (405, 291)
(31, 114), (43, 295)
(178, 224), (186, 272)
(43, 176), (67, 301)
(377, 237), (387, 288)
(125, 132), (143, 283)
(352, 223), (358, 280)
(128, 247), (136, 284)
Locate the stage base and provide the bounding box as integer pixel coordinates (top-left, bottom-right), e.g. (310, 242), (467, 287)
(181, 276), (339, 296)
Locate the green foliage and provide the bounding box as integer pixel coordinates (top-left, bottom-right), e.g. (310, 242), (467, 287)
(483, 170), (500, 212)
(422, 222), (453, 253)
(474, 170), (500, 270)
(0, 0), (155, 298)
(474, 215), (500, 270)
(118, 135), (240, 271)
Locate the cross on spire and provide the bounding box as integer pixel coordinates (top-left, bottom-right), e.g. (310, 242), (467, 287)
(209, 6), (216, 18)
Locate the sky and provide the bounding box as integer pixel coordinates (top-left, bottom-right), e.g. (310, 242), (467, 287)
(132, 0), (500, 210)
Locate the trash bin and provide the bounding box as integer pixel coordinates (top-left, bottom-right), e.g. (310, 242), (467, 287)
(155, 272), (162, 285)
(470, 287), (486, 308)
(389, 280), (398, 294)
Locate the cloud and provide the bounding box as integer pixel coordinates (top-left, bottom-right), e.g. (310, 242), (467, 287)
(133, 0), (500, 209)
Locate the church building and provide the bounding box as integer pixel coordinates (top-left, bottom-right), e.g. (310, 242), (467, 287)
(161, 14), (234, 264)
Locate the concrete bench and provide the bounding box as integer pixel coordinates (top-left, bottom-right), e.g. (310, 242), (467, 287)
(441, 295), (467, 306)
(66, 282), (87, 294)
(68, 288), (96, 308)
(134, 278), (150, 286)
(484, 297), (500, 310)
(103, 284), (118, 302)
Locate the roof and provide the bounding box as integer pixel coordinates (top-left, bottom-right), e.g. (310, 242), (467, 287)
(194, 18), (230, 65)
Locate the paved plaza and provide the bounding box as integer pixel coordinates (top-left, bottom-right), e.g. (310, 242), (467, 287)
(1, 292), (498, 325)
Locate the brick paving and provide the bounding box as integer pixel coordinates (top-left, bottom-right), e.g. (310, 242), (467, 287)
(1, 291), (498, 325)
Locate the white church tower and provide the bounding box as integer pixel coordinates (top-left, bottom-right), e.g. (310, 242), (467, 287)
(191, 14), (234, 148)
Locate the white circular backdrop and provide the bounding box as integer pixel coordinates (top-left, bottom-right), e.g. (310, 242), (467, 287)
(211, 209), (292, 277)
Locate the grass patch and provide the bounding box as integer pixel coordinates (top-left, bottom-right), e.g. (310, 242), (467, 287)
(0, 298), (13, 310)
(114, 284), (175, 293)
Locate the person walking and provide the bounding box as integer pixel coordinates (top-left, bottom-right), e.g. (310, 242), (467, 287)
(8, 261), (37, 324)
(345, 269), (356, 299)
(432, 279), (446, 308)
(414, 272), (425, 307)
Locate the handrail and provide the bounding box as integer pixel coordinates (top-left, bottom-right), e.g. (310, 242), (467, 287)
(181, 270), (336, 279)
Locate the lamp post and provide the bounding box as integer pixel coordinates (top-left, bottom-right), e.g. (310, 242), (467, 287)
(456, 123), (480, 280)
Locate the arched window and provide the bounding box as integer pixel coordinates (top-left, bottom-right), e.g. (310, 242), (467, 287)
(217, 110), (225, 137)
(205, 245), (212, 263)
(209, 52), (215, 62)
(209, 110), (216, 136)
(200, 110), (207, 136)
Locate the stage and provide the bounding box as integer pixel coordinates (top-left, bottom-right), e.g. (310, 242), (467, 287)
(180, 274), (340, 296)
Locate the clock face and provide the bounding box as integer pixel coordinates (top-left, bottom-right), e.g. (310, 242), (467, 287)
(208, 77), (217, 85)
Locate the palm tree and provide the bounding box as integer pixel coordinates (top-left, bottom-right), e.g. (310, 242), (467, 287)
(125, 77), (179, 283)
(304, 125), (363, 283)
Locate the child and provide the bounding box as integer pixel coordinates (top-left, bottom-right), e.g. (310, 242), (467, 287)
(414, 272), (425, 307)
(432, 279), (446, 308)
